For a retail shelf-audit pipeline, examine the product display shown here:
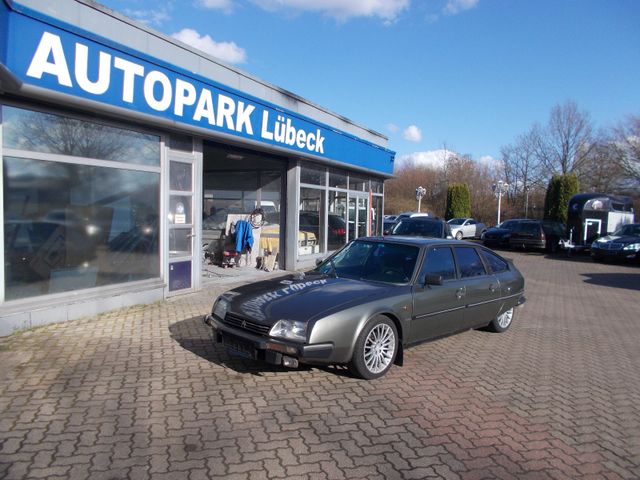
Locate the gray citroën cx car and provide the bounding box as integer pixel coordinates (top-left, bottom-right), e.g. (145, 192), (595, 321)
(204, 237), (525, 379)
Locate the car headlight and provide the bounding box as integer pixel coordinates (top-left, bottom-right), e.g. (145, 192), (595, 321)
(623, 243), (640, 251)
(269, 319), (307, 342)
(212, 297), (229, 320)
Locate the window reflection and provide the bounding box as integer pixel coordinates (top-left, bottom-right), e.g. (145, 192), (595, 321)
(299, 188), (324, 255)
(3, 157), (160, 300)
(3, 106), (160, 166)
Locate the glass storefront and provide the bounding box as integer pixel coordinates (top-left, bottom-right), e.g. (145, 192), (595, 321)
(2, 106), (161, 301)
(298, 163), (384, 257)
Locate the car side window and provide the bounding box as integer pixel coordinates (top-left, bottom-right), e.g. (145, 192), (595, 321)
(454, 246), (487, 278)
(419, 247), (457, 283)
(480, 249), (509, 273)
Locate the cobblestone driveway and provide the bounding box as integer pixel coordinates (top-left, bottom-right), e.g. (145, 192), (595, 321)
(1, 252), (639, 479)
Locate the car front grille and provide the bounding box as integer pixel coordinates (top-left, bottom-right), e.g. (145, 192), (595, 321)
(223, 313), (271, 335)
(597, 242), (624, 251)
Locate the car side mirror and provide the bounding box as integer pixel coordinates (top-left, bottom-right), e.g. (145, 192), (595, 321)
(424, 274), (443, 286)
(446, 235), (453, 239)
(315, 258), (324, 266)
(383, 229), (390, 235)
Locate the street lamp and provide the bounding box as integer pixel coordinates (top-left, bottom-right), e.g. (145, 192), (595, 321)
(492, 180), (509, 225)
(524, 185), (530, 218)
(415, 186), (426, 212)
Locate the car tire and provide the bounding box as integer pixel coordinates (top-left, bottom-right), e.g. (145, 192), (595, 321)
(455, 231), (463, 240)
(487, 307), (514, 333)
(350, 316), (398, 380)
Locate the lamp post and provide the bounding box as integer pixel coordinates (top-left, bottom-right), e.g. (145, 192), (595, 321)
(492, 180), (509, 225)
(524, 185), (530, 218)
(415, 186), (426, 213)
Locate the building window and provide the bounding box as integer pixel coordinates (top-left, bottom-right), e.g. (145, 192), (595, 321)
(300, 164), (326, 185)
(3, 106), (160, 166)
(299, 188), (324, 255)
(298, 163), (385, 260)
(2, 105), (161, 301)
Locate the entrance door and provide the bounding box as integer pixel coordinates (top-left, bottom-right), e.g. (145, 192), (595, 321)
(167, 157), (196, 294)
(348, 194), (370, 241)
(584, 218), (602, 245)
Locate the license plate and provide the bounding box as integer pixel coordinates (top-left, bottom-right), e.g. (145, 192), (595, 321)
(223, 336), (256, 359)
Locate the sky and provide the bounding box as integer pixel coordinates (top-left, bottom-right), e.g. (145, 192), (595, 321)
(97, 0), (640, 169)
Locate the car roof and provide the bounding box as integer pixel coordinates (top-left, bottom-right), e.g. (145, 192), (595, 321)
(396, 217), (444, 223)
(363, 236), (472, 247)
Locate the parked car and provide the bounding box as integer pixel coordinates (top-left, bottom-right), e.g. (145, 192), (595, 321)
(508, 220), (566, 253)
(383, 212), (430, 234)
(204, 237), (525, 379)
(447, 218), (487, 240)
(590, 223), (640, 263)
(387, 217), (453, 239)
(298, 211), (347, 249)
(482, 219), (525, 248)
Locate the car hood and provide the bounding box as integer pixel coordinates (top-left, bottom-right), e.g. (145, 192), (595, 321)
(222, 272), (395, 325)
(595, 235), (640, 245)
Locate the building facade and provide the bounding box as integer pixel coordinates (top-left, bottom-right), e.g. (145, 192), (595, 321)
(0, 0), (394, 335)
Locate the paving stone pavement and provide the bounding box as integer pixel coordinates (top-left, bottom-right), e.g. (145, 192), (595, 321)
(0, 252), (639, 479)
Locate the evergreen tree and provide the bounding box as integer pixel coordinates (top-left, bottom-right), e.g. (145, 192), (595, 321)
(544, 173), (579, 223)
(445, 183), (471, 219)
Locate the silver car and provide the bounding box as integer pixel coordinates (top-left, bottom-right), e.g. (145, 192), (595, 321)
(447, 217), (487, 240)
(204, 237), (525, 379)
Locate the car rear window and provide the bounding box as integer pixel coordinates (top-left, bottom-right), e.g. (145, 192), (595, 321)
(480, 249), (509, 273)
(515, 222), (540, 235)
(392, 220), (443, 237)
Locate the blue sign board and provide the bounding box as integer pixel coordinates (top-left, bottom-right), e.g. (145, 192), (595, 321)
(0, 2), (394, 174)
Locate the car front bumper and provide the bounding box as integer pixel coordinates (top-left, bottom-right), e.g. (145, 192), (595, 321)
(203, 314), (335, 367)
(591, 247), (640, 261)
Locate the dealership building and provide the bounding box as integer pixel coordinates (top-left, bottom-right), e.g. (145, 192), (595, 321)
(0, 0), (394, 335)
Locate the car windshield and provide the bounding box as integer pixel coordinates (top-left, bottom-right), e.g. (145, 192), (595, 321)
(316, 240), (419, 284)
(614, 224), (640, 236)
(448, 218), (464, 225)
(391, 220), (443, 237)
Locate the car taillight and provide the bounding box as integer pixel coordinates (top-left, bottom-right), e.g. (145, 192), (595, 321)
(332, 228), (346, 236)
(540, 230), (546, 240)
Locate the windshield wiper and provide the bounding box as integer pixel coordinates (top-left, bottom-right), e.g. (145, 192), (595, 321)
(329, 258), (338, 278)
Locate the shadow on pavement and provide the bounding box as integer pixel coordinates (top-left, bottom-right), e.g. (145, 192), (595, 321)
(168, 316), (313, 376)
(581, 272), (640, 291)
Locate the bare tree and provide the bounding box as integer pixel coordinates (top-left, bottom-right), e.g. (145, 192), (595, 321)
(501, 127), (546, 217)
(534, 100), (594, 176)
(613, 115), (640, 183)
(578, 130), (627, 192)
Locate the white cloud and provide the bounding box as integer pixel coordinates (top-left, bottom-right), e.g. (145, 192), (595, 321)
(403, 125), (422, 142)
(171, 28), (247, 64)
(251, 0), (410, 22)
(386, 123), (400, 133)
(397, 149), (456, 169)
(199, 0), (234, 13)
(124, 8), (171, 27)
(444, 0), (479, 15)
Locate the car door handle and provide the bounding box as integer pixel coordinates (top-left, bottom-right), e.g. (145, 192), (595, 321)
(456, 287), (466, 299)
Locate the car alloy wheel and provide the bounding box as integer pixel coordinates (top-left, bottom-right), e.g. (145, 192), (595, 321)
(364, 323), (395, 374)
(350, 316), (398, 379)
(488, 307), (514, 333)
(497, 308), (513, 329)
(455, 231), (463, 240)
